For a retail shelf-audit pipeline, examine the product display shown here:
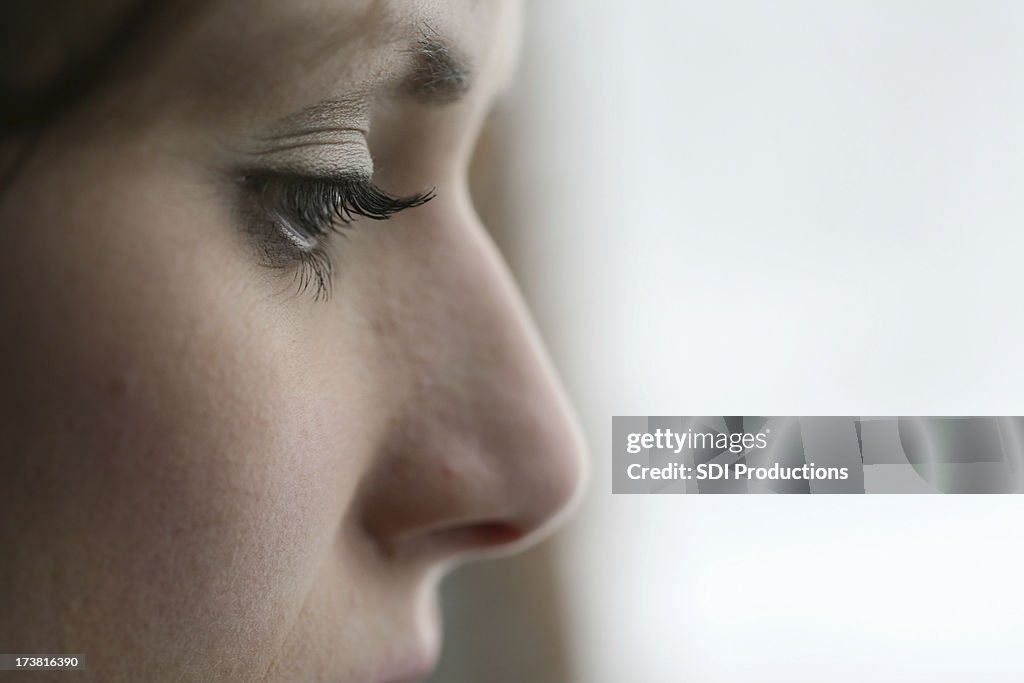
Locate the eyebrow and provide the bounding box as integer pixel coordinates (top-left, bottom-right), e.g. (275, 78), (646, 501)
(262, 25), (475, 141)
(401, 30), (474, 105)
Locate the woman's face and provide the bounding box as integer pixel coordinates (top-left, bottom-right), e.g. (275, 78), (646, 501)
(0, 1), (585, 681)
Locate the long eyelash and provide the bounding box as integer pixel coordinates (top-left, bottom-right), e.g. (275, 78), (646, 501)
(245, 173), (435, 300)
(294, 245), (335, 302)
(266, 174), (435, 235)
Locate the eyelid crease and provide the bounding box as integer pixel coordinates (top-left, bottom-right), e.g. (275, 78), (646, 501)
(256, 126), (369, 143)
(254, 138), (368, 156)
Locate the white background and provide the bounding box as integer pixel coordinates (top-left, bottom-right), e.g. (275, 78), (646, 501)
(502, 1), (1024, 681)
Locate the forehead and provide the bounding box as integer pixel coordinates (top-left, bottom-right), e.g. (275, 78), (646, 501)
(189, 1), (488, 72)
(141, 0), (517, 120)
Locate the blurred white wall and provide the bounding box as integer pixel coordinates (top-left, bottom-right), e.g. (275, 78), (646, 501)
(496, 1), (1024, 681)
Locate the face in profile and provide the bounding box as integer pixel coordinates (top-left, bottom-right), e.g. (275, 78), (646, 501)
(0, 1), (585, 681)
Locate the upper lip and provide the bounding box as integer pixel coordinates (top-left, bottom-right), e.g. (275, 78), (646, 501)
(371, 616), (441, 683)
(375, 647), (438, 683)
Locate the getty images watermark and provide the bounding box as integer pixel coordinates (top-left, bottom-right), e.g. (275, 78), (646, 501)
(613, 416), (1024, 494)
(623, 423), (849, 486)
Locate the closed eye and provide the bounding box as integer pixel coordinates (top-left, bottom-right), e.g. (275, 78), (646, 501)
(241, 172), (435, 300)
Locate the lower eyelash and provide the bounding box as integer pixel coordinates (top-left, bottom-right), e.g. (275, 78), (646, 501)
(244, 220), (336, 301)
(293, 246), (336, 301)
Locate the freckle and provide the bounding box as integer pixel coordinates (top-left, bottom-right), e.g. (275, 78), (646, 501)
(107, 377), (128, 399)
(66, 596), (83, 613)
(440, 461), (457, 481)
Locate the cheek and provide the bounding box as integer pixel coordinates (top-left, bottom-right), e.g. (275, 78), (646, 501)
(0, 145), (361, 674)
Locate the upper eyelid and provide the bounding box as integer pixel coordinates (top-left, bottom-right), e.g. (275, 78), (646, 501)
(251, 138), (367, 156)
(237, 106), (372, 175)
(239, 137), (375, 182)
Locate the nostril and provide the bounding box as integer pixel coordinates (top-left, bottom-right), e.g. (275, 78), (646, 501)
(356, 374), (587, 565)
(428, 520), (529, 557)
(455, 521), (526, 549)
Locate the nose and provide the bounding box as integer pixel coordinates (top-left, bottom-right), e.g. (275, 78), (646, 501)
(353, 198), (586, 563)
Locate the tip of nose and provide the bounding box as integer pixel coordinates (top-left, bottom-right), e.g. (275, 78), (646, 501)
(498, 406), (590, 550)
(541, 451), (589, 538)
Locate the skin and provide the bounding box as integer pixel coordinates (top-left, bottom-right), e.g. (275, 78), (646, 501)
(0, 1), (586, 681)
